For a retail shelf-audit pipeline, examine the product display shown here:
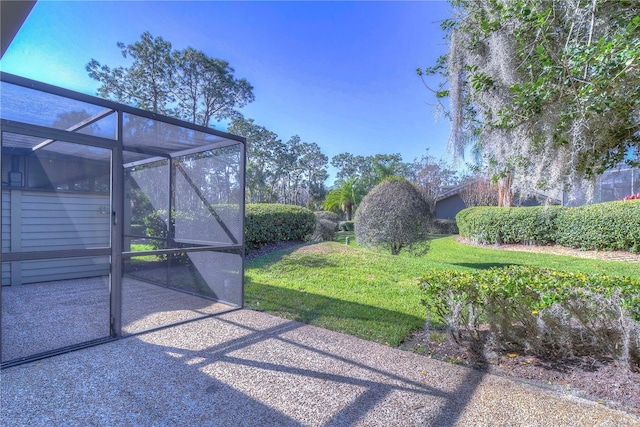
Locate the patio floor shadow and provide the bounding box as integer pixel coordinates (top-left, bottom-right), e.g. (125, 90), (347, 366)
(1, 277), (232, 363)
(1, 309), (637, 426)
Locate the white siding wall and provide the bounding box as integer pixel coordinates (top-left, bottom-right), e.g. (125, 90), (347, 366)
(21, 191), (110, 250)
(19, 256), (110, 284)
(2, 189), (111, 285)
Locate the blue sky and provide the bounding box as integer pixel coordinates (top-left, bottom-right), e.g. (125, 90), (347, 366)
(1, 1), (453, 183)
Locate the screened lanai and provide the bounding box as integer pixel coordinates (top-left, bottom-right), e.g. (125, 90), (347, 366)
(0, 73), (246, 367)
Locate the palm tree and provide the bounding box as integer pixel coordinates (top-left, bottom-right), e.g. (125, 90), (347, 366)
(322, 176), (364, 220)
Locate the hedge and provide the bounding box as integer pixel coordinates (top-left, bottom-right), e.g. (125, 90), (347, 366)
(420, 266), (640, 368)
(140, 205), (241, 249)
(456, 200), (640, 252)
(555, 201), (640, 252)
(245, 204), (316, 251)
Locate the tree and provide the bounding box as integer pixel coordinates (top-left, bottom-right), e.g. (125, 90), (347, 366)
(369, 154), (411, 189)
(409, 150), (459, 216)
(87, 32), (174, 114)
(419, 0), (640, 203)
(228, 116), (284, 203)
(228, 117), (328, 206)
(354, 177), (431, 255)
(87, 31), (254, 126)
(172, 48), (254, 126)
(459, 176), (499, 207)
(331, 153), (368, 181)
(296, 141), (329, 209)
(331, 152), (411, 191)
(322, 177), (364, 221)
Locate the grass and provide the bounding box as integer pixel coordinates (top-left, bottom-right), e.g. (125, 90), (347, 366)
(245, 232), (640, 347)
(245, 242), (427, 346)
(130, 243), (154, 252)
(127, 243), (159, 261)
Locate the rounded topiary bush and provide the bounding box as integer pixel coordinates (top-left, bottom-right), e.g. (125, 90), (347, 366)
(312, 218), (338, 242)
(354, 177), (431, 255)
(314, 210), (341, 225)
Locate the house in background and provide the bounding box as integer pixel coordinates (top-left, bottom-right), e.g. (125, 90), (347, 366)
(433, 183), (468, 220)
(434, 179), (561, 220)
(434, 165), (639, 220)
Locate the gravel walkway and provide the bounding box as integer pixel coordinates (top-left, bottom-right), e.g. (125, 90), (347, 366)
(457, 237), (640, 263)
(1, 309), (638, 426)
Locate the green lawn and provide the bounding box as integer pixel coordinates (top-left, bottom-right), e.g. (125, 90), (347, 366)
(245, 233), (640, 347)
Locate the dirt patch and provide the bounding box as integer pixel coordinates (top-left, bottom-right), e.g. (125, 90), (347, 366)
(246, 241), (357, 260)
(245, 241), (306, 260)
(457, 237), (640, 263)
(292, 241), (358, 256)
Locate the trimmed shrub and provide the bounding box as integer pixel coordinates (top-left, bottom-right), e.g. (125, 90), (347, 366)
(420, 266), (640, 369)
(355, 177), (431, 255)
(245, 204), (316, 251)
(456, 206), (562, 245)
(338, 220), (354, 232)
(314, 210), (341, 225)
(555, 200), (640, 252)
(312, 219), (338, 242)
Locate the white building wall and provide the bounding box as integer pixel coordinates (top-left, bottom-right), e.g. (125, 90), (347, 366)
(2, 189), (110, 285)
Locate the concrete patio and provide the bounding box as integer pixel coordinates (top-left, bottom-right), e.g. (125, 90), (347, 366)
(1, 277), (232, 362)
(1, 309), (638, 426)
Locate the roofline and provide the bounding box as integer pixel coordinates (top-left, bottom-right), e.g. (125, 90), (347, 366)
(435, 178), (485, 202)
(435, 178), (562, 205)
(1, 1), (36, 58)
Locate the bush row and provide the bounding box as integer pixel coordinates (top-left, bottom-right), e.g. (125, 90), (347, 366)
(420, 266), (640, 369)
(311, 211), (339, 242)
(311, 212), (355, 233)
(245, 204), (316, 251)
(554, 201), (640, 252)
(456, 200), (640, 251)
(456, 206), (562, 246)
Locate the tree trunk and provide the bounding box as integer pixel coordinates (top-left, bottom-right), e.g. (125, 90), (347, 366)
(497, 173), (513, 207)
